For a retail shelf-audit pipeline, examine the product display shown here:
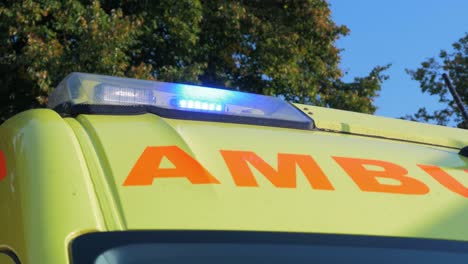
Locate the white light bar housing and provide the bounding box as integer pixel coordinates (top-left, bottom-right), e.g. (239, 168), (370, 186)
(48, 73), (314, 129)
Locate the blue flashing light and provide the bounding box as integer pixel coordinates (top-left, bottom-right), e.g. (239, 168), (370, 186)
(175, 98), (224, 112)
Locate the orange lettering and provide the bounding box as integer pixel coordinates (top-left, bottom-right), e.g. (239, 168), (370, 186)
(220, 150), (334, 189)
(123, 146), (220, 186)
(333, 157), (429, 195)
(418, 164), (468, 197)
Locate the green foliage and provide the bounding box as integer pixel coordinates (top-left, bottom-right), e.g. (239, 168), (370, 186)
(0, 0), (153, 122)
(0, 0), (388, 123)
(329, 64), (391, 113)
(406, 33), (468, 129)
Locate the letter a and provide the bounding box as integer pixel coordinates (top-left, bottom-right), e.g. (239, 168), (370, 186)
(123, 146), (220, 186)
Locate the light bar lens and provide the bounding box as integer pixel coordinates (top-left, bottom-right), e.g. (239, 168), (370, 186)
(48, 72), (314, 129)
(95, 84), (156, 105)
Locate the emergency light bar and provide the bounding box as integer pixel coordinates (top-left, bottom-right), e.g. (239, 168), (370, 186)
(48, 73), (314, 129)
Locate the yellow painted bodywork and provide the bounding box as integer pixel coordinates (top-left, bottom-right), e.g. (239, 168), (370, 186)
(295, 104), (467, 149)
(0, 110), (104, 263)
(0, 106), (467, 263)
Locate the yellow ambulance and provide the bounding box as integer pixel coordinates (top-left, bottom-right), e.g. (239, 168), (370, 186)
(0, 72), (467, 263)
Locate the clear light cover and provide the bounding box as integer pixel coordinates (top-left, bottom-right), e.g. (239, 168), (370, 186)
(48, 72), (313, 129)
(94, 84), (156, 105)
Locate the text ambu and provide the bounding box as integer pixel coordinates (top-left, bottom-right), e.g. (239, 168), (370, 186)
(123, 146), (468, 197)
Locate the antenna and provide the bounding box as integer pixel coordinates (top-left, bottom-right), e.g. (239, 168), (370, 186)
(442, 73), (468, 124)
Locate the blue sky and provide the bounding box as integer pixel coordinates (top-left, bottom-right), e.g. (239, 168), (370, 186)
(330, 0), (468, 120)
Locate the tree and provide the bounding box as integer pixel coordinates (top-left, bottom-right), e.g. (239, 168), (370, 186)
(0, 0), (388, 124)
(0, 0), (154, 123)
(406, 33), (468, 129)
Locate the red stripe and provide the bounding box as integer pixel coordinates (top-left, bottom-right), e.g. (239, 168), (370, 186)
(0, 151), (6, 181)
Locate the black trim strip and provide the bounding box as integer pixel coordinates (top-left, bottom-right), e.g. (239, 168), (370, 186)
(0, 249), (21, 264)
(54, 103), (315, 130)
